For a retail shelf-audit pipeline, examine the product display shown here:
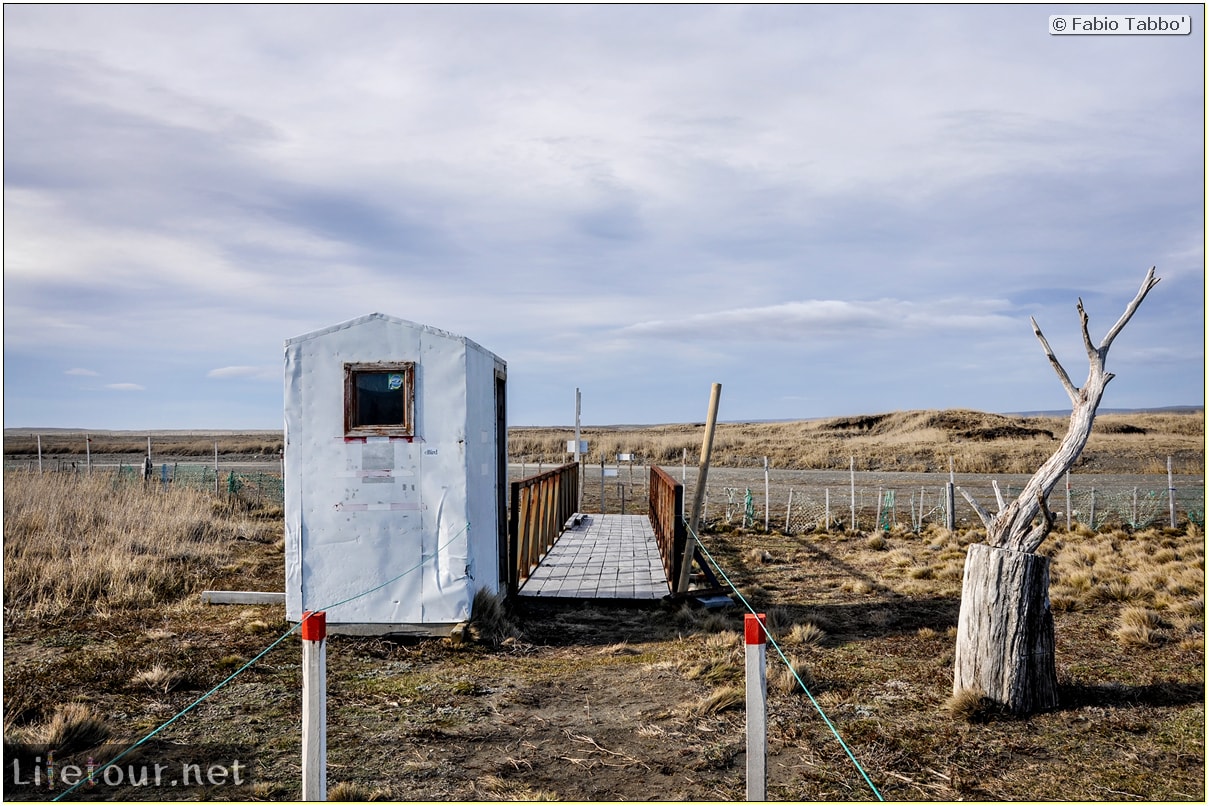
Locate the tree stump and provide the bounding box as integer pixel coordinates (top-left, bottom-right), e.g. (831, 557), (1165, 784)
(954, 543), (1058, 715)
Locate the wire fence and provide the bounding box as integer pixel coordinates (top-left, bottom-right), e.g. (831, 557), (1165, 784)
(9, 458), (1204, 532)
(14, 462), (288, 510)
(557, 462), (1206, 534)
(706, 482), (1206, 533)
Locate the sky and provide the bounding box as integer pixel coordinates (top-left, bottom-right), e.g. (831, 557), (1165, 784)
(2, 4), (1204, 430)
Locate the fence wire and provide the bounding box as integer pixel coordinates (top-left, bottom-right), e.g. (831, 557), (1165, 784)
(704, 482), (1205, 534)
(28, 463), (287, 510)
(11, 461), (1205, 532)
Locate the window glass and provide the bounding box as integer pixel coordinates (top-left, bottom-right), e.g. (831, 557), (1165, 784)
(354, 372), (407, 426)
(345, 363), (413, 436)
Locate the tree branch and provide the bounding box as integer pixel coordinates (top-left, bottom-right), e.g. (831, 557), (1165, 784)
(1031, 317), (1079, 404)
(1077, 299), (1096, 362)
(997, 267), (1160, 553)
(1021, 492), (1057, 553)
(992, 480), (1006, 513)
(957, 486), (993, 529)
(1100, 266), (1160, 353)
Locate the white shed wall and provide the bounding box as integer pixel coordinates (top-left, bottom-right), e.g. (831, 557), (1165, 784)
(283, 315), (504, 633)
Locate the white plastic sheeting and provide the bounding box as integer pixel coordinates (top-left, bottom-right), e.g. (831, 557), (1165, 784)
(284, 314), (506, 633)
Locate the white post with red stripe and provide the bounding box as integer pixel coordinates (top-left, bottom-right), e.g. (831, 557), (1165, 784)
(301, 610), (327, 801)
(745, 612), (767, 801)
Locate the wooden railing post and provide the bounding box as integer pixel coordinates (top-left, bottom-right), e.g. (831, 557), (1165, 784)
(649, 465), (687, 592)
(508, 463), (579, 594)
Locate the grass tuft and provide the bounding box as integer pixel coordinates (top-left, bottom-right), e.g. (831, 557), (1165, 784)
(945, 689), (1003, 723)
(469, 588), (521, 646)
(693, 685), (745, 715)
(40, 704), (111, 754)
(785, 622), (827, 646)
(328, 781), (392, 801)
(770, 657), (814, 695)
(131, 663), (185, 694)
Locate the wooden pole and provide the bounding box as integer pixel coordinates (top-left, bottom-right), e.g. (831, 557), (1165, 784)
(679, 383), (722, 594)
(620, 457), (626, 515)
(745, 613), (767, 802)
(600, 455), (605, 515)
(825, 488), (830, 531)
(85, 435), (91, 475)
(849, 456), (856, 532)
(214, 441), (220, 495)
(301, 610), (327, 802)
(574, 388), (582, 513)
(946, 457), (956, 533)
(37, 435), (42, 474)
(763, 457), (770, 533)
(1167, 456), (1177, 528)
(785, 489), (793, 533)
(1065, 470), (1072, 532)
(682, 447), (687, 482)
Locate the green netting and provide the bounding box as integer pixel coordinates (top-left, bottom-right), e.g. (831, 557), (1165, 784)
(225, 472), (284, 509)
(96, 464), (285, 510)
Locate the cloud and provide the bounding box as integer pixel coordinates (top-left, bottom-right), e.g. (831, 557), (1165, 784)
(105, 383), (145, 391)
(207, 366), (278, 381)
(619, 298), (1018, 342)
(65, 368), (100, 376)
(0, 5), (1201, 427)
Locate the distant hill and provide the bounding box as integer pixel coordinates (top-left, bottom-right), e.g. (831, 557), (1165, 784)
(1006, 405), (1204, 418)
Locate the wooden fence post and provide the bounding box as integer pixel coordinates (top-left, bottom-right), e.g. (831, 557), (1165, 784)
(1065, 470), (1071, 532)
(849, 456), (856, 531)
(301, 610), (327, 802)
(784, 489), (793, 534)
(763, 457), (770, 533)
(679, 383), (722, 594)
(947, 457), (956, 533)
(1167, 456), (1177, 528)
(745, 613), (767, 802)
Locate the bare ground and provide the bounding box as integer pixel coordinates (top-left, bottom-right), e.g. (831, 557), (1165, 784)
(3, 521), (1203, 802)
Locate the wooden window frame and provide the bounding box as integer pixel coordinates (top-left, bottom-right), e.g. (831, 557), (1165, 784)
(343, 361), (415, 437)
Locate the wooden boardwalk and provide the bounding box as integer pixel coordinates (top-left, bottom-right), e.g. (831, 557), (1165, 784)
(517, 514), (669, 600)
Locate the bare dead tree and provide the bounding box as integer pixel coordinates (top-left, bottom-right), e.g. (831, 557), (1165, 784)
(953, 267), (1160, 715)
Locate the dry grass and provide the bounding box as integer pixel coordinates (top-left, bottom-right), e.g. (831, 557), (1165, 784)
(3, 430), (283, 458)
(501, 409), (1203, 473)
(946, 689), (999, 723)
(784, 622), (827, 646)
(131, 663), (186, 693)
(2, 454), (1203, 802)
(2, 472), (250, 620)
(770, 657), (815, 695)
(327, 781), (393, 801)
(693, 685), (746, 715)
(5, 410), (1200, 476)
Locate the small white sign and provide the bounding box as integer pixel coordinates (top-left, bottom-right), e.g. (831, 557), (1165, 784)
(618, 453), (633, 461)
(567, 440), (589, 453)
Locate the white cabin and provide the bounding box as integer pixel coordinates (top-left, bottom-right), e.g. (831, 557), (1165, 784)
(283, 314), (507, 635)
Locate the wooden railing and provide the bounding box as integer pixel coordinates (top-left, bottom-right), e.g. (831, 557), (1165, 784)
(508, 462), (579, 596)
(648, 465), (686, 590)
